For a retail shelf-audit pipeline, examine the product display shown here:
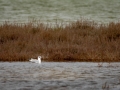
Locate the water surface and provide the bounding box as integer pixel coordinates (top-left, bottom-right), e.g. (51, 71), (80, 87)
(0, 62), (120, 90)
(0, 0), (120, 24)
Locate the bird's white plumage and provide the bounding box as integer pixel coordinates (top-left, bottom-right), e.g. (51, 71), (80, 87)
(29, 56), (41, 64)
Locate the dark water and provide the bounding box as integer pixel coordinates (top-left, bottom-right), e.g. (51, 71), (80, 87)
(0, 0), (120, 24)
(0, 62), (120, 90)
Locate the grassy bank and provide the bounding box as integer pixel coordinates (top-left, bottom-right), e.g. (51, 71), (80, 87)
(0, 20), (120, 62)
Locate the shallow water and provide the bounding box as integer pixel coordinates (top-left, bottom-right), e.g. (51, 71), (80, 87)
(0, 0), (120, 24)
(0, 62), (120, 90)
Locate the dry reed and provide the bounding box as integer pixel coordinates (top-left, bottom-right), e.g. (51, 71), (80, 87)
(0, 20), (120, 62)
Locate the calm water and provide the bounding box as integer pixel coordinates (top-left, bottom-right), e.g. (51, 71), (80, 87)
(0, 62), (120, 90)
(0, 0), (120, 24)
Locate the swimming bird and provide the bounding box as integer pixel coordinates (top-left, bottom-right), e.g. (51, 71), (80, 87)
(29, 56), (41, 64)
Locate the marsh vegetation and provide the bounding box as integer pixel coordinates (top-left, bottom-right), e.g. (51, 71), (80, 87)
(0, 20), (120, 62)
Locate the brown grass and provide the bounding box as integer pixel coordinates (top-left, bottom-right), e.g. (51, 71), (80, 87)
(0, 20), (120, 62)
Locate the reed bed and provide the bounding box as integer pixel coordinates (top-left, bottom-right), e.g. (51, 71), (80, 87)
(0, 20), (120, 62)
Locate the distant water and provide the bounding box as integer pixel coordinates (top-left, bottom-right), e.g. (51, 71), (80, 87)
(0, 0), (120, 24)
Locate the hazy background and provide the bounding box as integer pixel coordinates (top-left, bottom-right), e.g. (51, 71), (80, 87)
(0, 0), (120, 24)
